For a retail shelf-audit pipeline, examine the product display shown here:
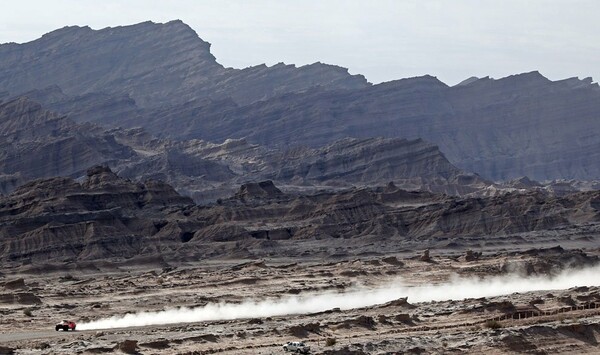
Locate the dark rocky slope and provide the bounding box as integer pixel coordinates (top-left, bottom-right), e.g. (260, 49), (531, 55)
(0, 166), (193, 263)
(1, 168), (598, 265)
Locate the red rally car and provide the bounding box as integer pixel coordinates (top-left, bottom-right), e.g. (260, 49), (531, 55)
(55, 320), (76, 331)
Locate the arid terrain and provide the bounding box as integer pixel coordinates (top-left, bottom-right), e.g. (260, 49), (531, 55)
(1, 247), (600, 354)
(1, 18), (600, 355)
(0, 164), (598, 354)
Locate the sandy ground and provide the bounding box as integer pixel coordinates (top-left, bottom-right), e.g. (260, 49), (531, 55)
(1, 248), (600, 354)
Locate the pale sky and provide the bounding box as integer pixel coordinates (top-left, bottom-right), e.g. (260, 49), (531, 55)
(1, 0), (598, 85)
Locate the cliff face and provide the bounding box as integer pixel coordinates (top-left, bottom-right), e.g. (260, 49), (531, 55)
(0, 166), (194, 263)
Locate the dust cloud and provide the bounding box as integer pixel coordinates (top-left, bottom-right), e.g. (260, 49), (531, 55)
(79, 264), (600, 330)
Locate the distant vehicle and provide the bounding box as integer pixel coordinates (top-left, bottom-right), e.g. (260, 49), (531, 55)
(283, 341), (310, 353)
(55, 320), (76, 331)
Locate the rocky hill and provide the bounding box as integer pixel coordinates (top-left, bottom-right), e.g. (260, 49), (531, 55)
(1, 168), (598, 265)
(0, 166), (193, 263)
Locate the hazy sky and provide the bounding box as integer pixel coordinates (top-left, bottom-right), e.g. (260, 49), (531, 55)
(1, 0), (598, 85)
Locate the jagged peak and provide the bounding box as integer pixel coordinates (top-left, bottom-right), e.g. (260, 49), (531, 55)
(451, 72), (552, 91)
(238, 61), (368, 88)
(82, 165), (130, 190)
(41, 25), (93, 38)
(522, 70), (546, 77)
(453, 72), (599, 92)
(301, 61), (347, 71)
(555, 76), (599, 90)
(29, 25), (95, 46)
(27, 20), (210, 49)
(454, 76), (480, 87)
(374, 75), (448, 90)
(496, 70), (550, 85)
(270, 62), (295, 69)
(100, 20), (201, 37)
(509, 176), (543, 187)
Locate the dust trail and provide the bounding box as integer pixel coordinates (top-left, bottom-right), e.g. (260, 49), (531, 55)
(78, 264), (600, 330)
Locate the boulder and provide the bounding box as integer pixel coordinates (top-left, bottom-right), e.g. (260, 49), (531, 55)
(117, 340), (138, 354)
(419, 249), (431, 262)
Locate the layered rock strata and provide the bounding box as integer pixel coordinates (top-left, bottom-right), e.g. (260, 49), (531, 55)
(1, 170), (597, 265)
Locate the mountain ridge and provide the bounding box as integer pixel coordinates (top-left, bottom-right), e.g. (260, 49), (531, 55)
(0, 95), (486, 201)
(1, 21), (599, 181)
(0, 20), (368, 108)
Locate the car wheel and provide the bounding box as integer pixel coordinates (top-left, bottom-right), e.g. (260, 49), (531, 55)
(63, 325), (69, 331)
(55, 325), (60, 331)
(72, 325), (76, 331)
(283, 347), (288, 351)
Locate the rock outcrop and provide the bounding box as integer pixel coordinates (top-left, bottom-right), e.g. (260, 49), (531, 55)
(0, 166), (193, 263)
